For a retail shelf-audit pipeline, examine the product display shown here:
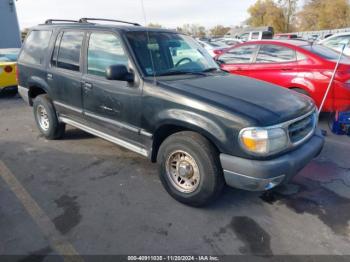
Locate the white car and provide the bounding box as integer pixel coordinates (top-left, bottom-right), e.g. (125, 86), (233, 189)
(319, 32), (350, 56)
(196, 40), (229, 57)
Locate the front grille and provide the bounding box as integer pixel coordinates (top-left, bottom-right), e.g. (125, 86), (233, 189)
(288, 112), (316, 144)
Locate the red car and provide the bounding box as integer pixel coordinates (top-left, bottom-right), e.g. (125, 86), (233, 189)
(216, 40), (350, 112)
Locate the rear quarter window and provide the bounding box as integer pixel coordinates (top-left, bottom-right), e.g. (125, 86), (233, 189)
(19, 30), (52, 65)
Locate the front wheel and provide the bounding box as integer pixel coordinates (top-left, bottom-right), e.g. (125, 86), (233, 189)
(157, 131), (224, 206)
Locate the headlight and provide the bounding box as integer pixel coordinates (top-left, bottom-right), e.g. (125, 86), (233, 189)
(239, 127), (288, 155)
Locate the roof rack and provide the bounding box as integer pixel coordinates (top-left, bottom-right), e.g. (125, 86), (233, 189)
(45, 19), (79, 24)
(78, 18), (141, 26)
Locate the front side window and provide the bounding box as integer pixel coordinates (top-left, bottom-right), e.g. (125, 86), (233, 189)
(19, 30), (52, 65)
(53, 31), (84, 71)
(87, 33), (129, 77)
(219, 45), (257, 64)
(256, 45), (296, 63)
(126, 32), (218, 76)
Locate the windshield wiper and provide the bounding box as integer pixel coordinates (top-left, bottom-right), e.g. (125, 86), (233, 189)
(202, 67), (220, 73)
(156, 70), (207, 77)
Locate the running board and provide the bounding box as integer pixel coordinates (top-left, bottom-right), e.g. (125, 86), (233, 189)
(59, 116), (149, 157)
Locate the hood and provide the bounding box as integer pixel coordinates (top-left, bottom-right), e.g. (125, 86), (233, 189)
(158, 73), (315, 126)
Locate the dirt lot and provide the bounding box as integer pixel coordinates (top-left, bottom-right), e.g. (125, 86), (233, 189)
(1, 94), (350, 258)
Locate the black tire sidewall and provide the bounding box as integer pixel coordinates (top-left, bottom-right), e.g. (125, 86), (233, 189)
(158, 133), (223, 206)
(33, 95), (61, 139)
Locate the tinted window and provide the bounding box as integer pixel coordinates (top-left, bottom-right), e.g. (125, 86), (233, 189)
(19, 30), (52, 65)
(87, 33), (128, 77)
(219, 45), (257, 64)
(256, 45), (296, 63)
(55, 31), (84, 71)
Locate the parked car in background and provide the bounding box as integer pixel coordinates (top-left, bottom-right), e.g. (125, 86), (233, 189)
(211, 38), (242, 47)
(197, 39), (229, 57)
(216, 40), (350, 112)
(0, 48), (20, 94)
(274, 33), (298, 40)
(239, 31), (273, 42)
(319, 32), (350, 56)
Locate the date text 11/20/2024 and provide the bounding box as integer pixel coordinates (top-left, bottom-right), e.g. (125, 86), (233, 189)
(127, 256), (220, 261)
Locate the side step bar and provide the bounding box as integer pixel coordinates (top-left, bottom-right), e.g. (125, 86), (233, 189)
(59, 117), (149, 157)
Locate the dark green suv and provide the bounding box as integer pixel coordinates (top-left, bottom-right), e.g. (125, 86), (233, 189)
(17, 18), (324, 206)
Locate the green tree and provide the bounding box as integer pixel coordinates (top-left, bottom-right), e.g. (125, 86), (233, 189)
(298, 0), (350, 31)
(247, 0), (286, 33)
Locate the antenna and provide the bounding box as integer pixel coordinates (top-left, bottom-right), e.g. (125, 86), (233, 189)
(140, 0), (157, 83)
(318, 39), (350, 115)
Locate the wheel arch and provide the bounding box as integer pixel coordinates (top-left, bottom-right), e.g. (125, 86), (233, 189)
(27, 76), (50, 106)
(150, 118), (226, 163)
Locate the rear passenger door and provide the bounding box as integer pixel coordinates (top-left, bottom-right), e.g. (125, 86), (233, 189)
(81, 31), (143, 144)
(248, 44), (299, 87)
(48, 31), (85, 118)
(218, 45), (258, 77)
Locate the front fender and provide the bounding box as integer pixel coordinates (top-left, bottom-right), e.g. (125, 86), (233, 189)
(154, 109), (229, 152)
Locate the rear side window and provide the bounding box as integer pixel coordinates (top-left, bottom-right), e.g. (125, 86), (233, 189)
(302, 45), (340, 60)
(256, 45), (296, 63)
(19, 30), (52, 65)
(87, 33), (128, 77)
(219, 45), (257, 64)
(52, 31), (84, 72)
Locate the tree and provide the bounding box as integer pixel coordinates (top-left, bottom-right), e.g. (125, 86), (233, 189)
(209, 25), (231, 37)
(247, 0), (286, 33)
(278, 0), (298, 32)
(298, 0), (350, 31)
(178, 24), (207, 38)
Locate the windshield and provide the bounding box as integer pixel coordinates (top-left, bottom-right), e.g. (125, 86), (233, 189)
(301, 45), (344, 60)
(0, 49), (20, 62)
(126, 31), (218, 77)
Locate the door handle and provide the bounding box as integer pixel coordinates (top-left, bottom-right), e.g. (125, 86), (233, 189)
(82, 82), (93, 90)
(47, 73), (53, 80)
(281, 68), (292, 71)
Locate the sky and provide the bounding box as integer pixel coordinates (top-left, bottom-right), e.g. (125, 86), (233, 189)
(15, 0), (257, 29)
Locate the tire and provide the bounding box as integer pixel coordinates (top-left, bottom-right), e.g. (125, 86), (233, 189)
(33, 94), (65, 140)
(157, 131), (224, 207)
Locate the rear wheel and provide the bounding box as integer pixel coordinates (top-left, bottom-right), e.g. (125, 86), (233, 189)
(33, 94), (65, 140)
(157, 131), (224, 206)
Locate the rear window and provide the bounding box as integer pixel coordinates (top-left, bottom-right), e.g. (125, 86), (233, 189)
(301, 45), (341, 60)
(19, 30), (52, 65)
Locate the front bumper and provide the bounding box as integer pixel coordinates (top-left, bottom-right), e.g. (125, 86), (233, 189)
(220, 129), (325, 191)
(18, 85), (30, 105)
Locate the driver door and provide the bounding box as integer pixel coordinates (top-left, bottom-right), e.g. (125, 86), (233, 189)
(81, 31), (143, 145)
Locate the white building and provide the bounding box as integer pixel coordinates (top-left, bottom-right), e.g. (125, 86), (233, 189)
(0, 0), (21, 48)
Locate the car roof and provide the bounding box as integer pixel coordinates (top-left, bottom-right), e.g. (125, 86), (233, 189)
(240, 39), (310, 47)
(30, 23), (178, 34)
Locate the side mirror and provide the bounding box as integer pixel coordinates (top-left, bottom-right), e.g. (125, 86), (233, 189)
(106, 64), (134, 82)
